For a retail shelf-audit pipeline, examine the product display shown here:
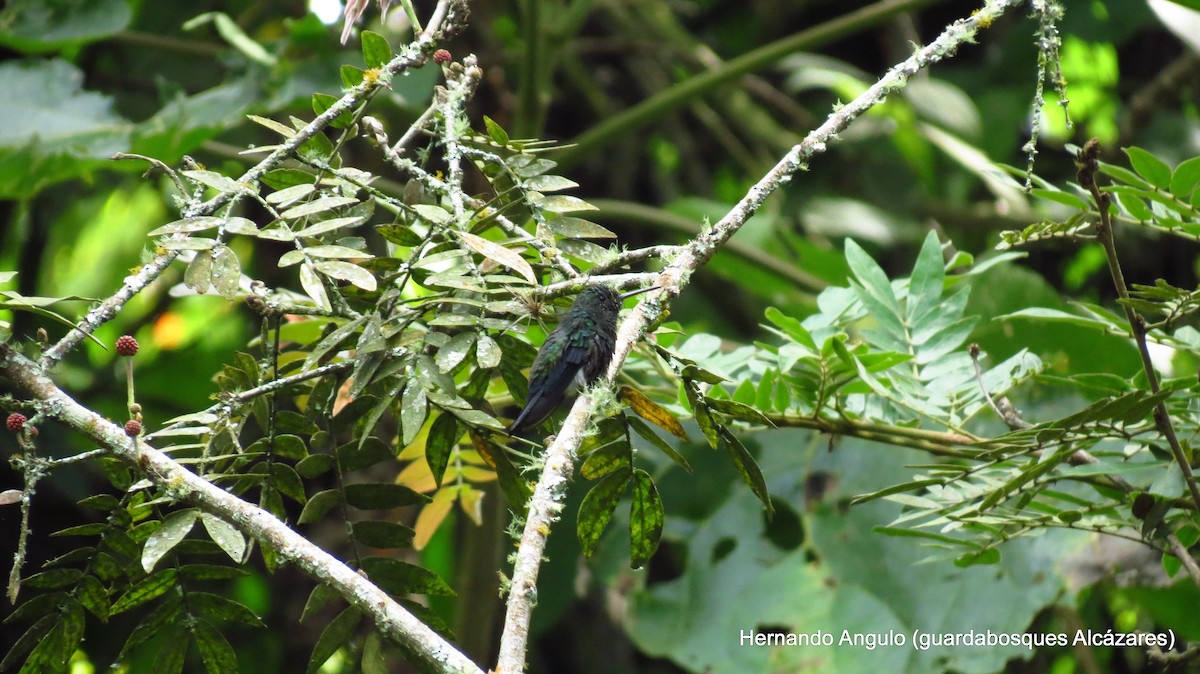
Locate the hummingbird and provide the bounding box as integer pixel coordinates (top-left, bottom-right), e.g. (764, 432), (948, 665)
(508, 284), (658, 434)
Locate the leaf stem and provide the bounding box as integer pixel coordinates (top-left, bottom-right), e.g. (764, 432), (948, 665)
(1079, 139), (1200, 513)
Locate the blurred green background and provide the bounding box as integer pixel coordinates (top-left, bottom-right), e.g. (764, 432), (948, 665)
(3, 0), (1200, 672)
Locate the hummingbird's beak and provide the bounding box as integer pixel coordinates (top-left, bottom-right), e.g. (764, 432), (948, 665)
(619, 285), (660, 300)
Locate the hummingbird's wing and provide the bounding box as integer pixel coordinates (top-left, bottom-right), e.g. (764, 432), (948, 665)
(507, 340), (587, 434)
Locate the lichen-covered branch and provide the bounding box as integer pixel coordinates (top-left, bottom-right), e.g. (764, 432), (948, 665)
(39, 0), (463, 370)
(0, 343), (482, 674)
(495, 1), (1024, 670)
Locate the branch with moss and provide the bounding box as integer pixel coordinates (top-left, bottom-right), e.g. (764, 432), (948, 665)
(495, 1), (1024, 670)
(0, 343), (482, 674)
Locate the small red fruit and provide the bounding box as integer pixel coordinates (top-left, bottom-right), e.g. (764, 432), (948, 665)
(116, 335), (139, 357)
(433, 49), (451, 64)
(124, 420), (142, 437)
(6, 413), (26, 433)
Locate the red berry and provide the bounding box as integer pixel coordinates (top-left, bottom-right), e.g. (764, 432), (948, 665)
(433, 49), (451, 65)
(124, 420), (142, 437)
(6, 413), (26, 433)
(116, 335), (139, 356)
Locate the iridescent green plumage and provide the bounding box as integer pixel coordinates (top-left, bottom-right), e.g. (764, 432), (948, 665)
(508, 285), (656, 434)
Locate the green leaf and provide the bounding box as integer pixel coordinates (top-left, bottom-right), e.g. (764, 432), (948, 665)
(360, 30), (392, 69)
(340, 64), (365, 88)
(190, 618), (238, 674)
(261, 168), (317, 189)
(352, 520), (416, 549)
(844, 238), (901, 316)
(1123, 146), (1171, 189)
(954, 547), (1001, 568)
(544, 216), (616, 239)
(182, 169), (245, 194)
(401, 378), (428, 446)
(704, 396), (776, 427)
(298, 489), (342, 524)
(315, 260), (377, 291)
(628, 417), (692, 473)
(153, 625), (188, 674)
(338, 436), (393, 472)
(199, 513), (247, 563)
(142, 509), (199, 572)
(538, 195), (597, 213)
(683, 380), (719, 448)
(1030, 188), (1089, 210)
(0, 60), (131, 199)
(425, 412), (460, 486)
(1115, 190), (1153, 220)
(308, 606), (363, 674)
(524, 174), (579, 192)
(362, 631), (387, 674)
(1171, 156), (1200, 199)
(359, 556), (456, 596)
(445, 406), (506, 430)
(75, 574), (109, 619)
(0, 0), (130, 51)
(581, 440), (632, 480)
(629, 469), (664, 569)
(458, 231), (537, 284)
(297, 453), (337, 478)
(996, 307), (1114, 331)
(119, 596), (183, 658)
(476, 334), (502, 369)
(111, 569), (178, 615)
(301, 584), (340, 624)
(577, 469), (632, 557)
(483, 115), (510, 146)
(764, 306), (817, 351)
(148, 216), (225, 236)
(0, 612), (55, 670)
(344, 482), (428, 509)
(178, 565), (250, 581)
(717, 428), (773, 516)
(210, 245), (240, 297)
(906, 230), (946, 324)
(185, 12), (275, 66)
(436, 330), (476, 373)
(282, 196), (357, 219)
(189, 592), (265, 628)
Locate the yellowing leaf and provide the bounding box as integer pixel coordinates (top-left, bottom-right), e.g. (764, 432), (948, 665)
(396, 456), (437, 493)
(413, 487), (457, 549)
(458, 231), (537, 284)
(458, 485), (484, 525)
(619, 386), (690, 441)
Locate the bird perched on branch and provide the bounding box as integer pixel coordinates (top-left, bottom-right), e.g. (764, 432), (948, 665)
(508, 285), (658, 434)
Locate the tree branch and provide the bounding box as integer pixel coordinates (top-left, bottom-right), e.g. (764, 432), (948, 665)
(0, 343), (482, 674)
(39, 0), (462, 370)
(494, 1), (1023, 670)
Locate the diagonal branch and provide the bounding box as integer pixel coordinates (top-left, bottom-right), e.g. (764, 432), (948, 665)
(39, 0), (461, 370)
(495, 0), (1024, 670)
(0, 342), (483, 674)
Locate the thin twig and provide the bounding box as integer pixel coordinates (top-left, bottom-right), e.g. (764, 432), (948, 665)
(39, 1), (455, 369)
(1167, 533), (1200, 586)
(1078, 138), (1200, 513)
